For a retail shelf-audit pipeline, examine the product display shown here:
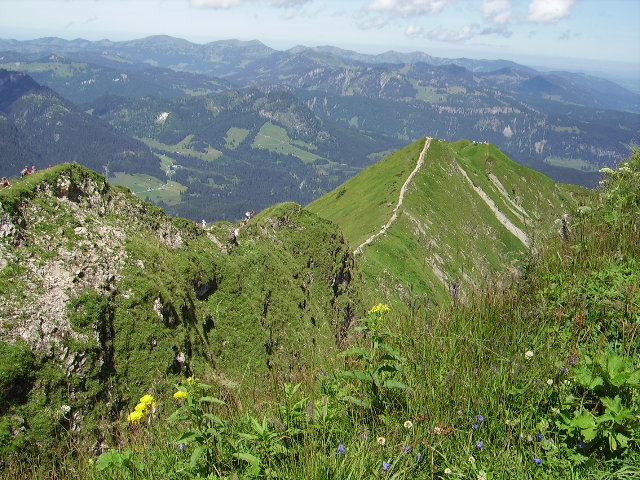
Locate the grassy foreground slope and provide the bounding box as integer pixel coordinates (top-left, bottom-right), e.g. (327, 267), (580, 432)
(3, 152), (636, 480)
(309, 137), (584, 305)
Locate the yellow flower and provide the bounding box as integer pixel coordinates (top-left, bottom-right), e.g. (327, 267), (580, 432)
(186, 376), (199, 386)
(173, 390), (188, 400)
(139, 394), (155, 406)
(368, 303), (391, 315)
(134, 402), (147, 413)
(128, 410), (144, 423)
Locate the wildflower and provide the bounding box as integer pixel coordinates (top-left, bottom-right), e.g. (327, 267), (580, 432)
(403, 445), (412, 453)
(568, 355), (579, 366)
(476, 415), (485, 422)
(416, 452), (424, 462)
(444, 467), (452, 474)
(173, 390), (188, 400)
(368, 303), (391, 314)
(563, 379), (571, 386)
(491, 364), (498, 372)
(128, 410), (144, 423)
(534, 457), (542, 465)
(186, 376), (198, 385)
(525, 350), (534, 360)
(361, 433), (369, 440)
(472, 423), (480, 429)
(382, 461), (391, 471)
(377, 437), (386, 446)
(478, 471), (487, 480)
(178, 443), (186, 451)
(577, 442), (586, 449)
(404, 420), (413, 429)
(337, 444), (345, 454)
(559, 367), (567, 374)
(134, 402), (147, 413)
(546, 379), (553, 386)
(537, 433), (545, 440)
(476, 440), (485, 449)
(60, 404), (71, 414)
(468, 456), (476, 463)
(139, 394), (155, 406)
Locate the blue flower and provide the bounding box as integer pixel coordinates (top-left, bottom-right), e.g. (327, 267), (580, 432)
(577, 442), (586, 449)
(534, 457), (542, 465)
(416, 452), (424, 462)
(537, 433), (545, 440)
(476, 415), (485, 422)
(472, 422), (480, 429)
(178, 443), (186, 451)
(403, 445), (412, 453)
(382, 461), (391, 471)
(337, 444), (345, 454)
(476, 440), (485, 449)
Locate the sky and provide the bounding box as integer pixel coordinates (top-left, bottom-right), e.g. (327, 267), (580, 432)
(1, 0), (639, 83)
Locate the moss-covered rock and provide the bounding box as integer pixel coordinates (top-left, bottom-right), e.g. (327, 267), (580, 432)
(0, 164), (362, 457)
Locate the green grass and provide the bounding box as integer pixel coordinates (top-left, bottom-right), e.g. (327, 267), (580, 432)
(138, 135), (223, 162)
(107, 172), (186, 205)
(224, 127), (250, 150)
(544, 156), (598, 172)
(252, 122), (323, 164)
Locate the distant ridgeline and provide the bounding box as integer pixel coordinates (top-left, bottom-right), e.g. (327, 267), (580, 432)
(1, 37), (638, 223)
(0, 164), (360, 455)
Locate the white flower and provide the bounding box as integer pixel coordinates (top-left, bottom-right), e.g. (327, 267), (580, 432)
(478, 471), (487, 480)
(377, 437), (386, 446)
(468, 456), (476, 463)
(404, 420), (413, 429)
(547, 378), (554, 385)
(525, 350), (534, 360)
(60, 404), (71, 414)
(444, 467), (452, 474)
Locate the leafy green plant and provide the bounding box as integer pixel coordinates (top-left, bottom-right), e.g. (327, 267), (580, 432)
(556, 352), (640, 455)
(168, 377), (229, 476)
(339, 304), (410, 414)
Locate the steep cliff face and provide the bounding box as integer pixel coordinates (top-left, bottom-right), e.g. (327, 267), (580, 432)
(0, 164), (360, 455)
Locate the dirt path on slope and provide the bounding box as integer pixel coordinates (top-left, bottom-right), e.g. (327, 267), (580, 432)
(354, 137), (431, 255)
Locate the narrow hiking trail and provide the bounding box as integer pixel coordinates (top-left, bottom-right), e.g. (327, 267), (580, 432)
(354, 137), (431, 255)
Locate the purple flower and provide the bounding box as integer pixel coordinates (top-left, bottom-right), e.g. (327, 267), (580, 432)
(403, 445), (412, 453)
(382, 461), (391, 471)
(534, 457), (542, 465)
(416, 452), (424, 462)
(569, 355), (579, 366)
(537, 433), (545, 440)
(476, 415), (485, 422)
(559, 367), (567, 374)
(337, 444), (345, 454)
(178, 443), (186, 451)
(577, 442), (586, 449)
(472, 423), (480, 429)
(476, 440), (485, 449)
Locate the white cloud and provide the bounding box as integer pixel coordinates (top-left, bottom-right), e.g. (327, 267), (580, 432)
(405, 24), (423, 38)
(481, 0), (511, 24)
(359, 17), (388, 29)
(364, 0), (455, 17)
(527, 0), (575, 23)
(190, 0), (311, 8)
(427, 24), (476, 42)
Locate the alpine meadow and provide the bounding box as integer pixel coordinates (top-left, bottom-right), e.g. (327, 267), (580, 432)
(0, 11), (639, 480)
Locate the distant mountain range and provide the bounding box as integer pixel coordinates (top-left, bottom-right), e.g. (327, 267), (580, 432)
(0, 35), (638, 220)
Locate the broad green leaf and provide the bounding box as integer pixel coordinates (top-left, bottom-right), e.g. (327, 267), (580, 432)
(176, 431), (200, 443)
(571, 411), (595, 429)
(203, 413), (224, 425)
(383, 379), (410, 390)
(189, 446), (204, 468)
(581, 427), (597, 442)
(343, 395), (370, 408)
(342, 370), (370, 382)
(340, 347), (369, 358)
(234, 452), (261, 467)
